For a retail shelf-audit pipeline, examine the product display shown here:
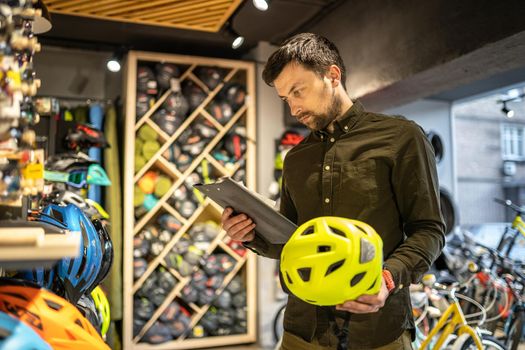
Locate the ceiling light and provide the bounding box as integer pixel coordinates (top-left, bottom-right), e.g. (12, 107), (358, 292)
(501, 103), (514, 118)
(106, 50), (124, 73)
(225, 23), (244, 49)
(106, 58), (121, 73)
(253, 0), (270, 11)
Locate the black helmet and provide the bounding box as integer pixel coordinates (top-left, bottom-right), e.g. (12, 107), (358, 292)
(213, 290), (232, 309)
(133, 258), (148, 280)
(134, 297), (155, 320)
(143, 321), (172, 344)
(159, 301), (181, 323)
(152, 109), (184, 135)
(220, 82), (246, 111)
(182, 80), (206, 112)
(194, 66), (226, 90)
(155, 63), (181, 90)
(137, 66), (157, 95)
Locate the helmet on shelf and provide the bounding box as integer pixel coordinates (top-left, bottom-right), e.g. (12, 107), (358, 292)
(0, 311), (52, 350)
(90, 286), (111, 338)
(0, 279), (110, 350)
(38, 204), (104, 304)
(280, 217), (383, 306)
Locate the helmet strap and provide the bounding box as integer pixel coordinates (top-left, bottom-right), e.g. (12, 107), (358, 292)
(324, 307), (351, 350)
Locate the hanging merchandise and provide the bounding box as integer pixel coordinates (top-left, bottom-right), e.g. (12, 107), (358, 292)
(90, 286), (111, 340)
(220, 82), (246, 112)
(152, 109), (182, 136)
(124, 52), (256, 349)
(194, 66), (226, 90)
(76, 293), (103, 335)
(33, 204), (106, 304)
(221, 126), (247, 161)
(0, 279), (110, 350)
(162, 79), (189, 116)
(155, 63), (181, 91)
(181, 80), (206, 112)
(136, 93), (155, 120)
(65, 123), (109, 151)
(207, 100), (233, 125)
(136, 66), (157, 95)
(0, 310), (52, 350)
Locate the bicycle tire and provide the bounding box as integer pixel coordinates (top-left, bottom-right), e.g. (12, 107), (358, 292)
(273, 303), (286, 344)
(506, 310), (524, 350)
(452, 333), (506, 350)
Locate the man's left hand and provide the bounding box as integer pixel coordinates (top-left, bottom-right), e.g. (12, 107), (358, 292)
(335, 275), (389, 313)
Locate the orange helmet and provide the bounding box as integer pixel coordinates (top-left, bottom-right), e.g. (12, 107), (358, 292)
(0, 279), (110, 350)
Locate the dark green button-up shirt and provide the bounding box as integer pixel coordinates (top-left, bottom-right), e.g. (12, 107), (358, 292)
(248, 100), (445, 348)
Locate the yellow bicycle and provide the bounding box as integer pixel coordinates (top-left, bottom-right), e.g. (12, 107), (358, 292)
(418, 286), (484, 350)
(494, 198), (525, 259)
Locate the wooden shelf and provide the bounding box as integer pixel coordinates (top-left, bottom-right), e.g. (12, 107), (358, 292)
(0, 227), (80, 269)
(123, 50), (257, 350)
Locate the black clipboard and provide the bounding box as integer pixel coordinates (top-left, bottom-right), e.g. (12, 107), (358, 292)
(193, 177), (297, 244)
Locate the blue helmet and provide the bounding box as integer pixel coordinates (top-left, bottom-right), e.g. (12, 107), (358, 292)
(38, 204), (103, 304)
(0, 311), (52, 350)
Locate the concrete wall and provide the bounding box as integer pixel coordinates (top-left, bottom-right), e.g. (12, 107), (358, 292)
(33, 46), (121, 100)
(383, 99), (455, 194)
(453, 92), (525, 225)
(307, 0), (525, 111)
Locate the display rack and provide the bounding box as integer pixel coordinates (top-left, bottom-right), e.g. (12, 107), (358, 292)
(123, 51), (257, 349)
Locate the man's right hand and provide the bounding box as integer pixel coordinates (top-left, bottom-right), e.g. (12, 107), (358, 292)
(221, 207), (256, 242)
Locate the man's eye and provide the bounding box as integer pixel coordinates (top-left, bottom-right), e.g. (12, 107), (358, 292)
(293, 90), (301, 97)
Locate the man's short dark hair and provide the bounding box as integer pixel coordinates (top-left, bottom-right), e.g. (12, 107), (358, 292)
(262, 33), (347, 90)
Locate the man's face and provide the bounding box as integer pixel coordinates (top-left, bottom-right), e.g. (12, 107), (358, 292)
(273, 63), (341, 131)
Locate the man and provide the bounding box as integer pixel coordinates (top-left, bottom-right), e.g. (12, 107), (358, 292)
(221, 33), (445, 350)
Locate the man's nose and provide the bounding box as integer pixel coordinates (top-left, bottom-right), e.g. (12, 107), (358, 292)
(290, 102), (302, 117)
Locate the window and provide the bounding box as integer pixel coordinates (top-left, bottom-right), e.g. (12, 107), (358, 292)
(502, 124), (525, 160)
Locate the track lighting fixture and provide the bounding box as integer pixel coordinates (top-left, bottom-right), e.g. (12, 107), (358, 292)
(498, 91), (524, 118)
(224, 22), (244, 49)
(106, 49), (125, 73)
(253, 0), (270, 11)
(501, 103), (514, 118)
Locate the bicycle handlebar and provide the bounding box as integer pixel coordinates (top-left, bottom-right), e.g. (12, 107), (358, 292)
(493, 198), (525, 215)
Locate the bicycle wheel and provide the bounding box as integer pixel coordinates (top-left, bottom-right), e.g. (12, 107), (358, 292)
(452, 333), (506, 350)
(273, 303), (286, 344)
(506, 310), (524, 350)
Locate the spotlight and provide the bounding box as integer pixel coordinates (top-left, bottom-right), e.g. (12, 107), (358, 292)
(502, 103), (515, 118)
(253, 0), (270, 11)
(33, 0), (52, 34)
(106, 50), (124, 73)
(225, 23), (244, 49)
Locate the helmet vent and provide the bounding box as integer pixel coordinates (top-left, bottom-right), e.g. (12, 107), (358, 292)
(77, 220), (89, 279)
(50, 208), (64, 224)
(368, 277), (378, 290)
(297, 268), (311, 282)
(74, 318), (83, 328)
(330, 227), (346, 237)
(317, 245), (331, 253)
(44, 298), (63, 311)
(302, 226), (315, 236)
(286, 272), (293, 285)
(350, 272), (366, 287)
(0, 328), (10, 338)
(325, 259), (345, 276)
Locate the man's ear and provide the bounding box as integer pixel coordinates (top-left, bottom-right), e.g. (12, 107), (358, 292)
(328, 64), (341, 87)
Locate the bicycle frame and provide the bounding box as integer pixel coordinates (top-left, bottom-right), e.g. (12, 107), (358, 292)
(418, 291), (483, 350)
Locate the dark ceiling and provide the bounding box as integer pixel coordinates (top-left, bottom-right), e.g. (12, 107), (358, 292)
(40, 0), (345, 58)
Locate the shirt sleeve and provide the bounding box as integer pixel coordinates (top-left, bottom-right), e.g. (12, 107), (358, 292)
(242, 171), (297, 260)
(383, 121), (446, 290)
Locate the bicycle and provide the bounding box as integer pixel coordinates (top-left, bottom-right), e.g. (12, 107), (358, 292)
(493, 198), (525, 259)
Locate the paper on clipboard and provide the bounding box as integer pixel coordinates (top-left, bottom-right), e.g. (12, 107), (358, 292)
(193, 177), (297, 244)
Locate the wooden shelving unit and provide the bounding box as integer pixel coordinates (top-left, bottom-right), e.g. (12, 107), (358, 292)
(123, 51), (257, 349)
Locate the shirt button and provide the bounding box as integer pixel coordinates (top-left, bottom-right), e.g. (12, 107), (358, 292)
(324, 198), (330, 203)
(330, 137), (335, 143)
(398, 284), (404, 289)
(320, 135), (324, 140)
(344, 126), (349, 131)
(324, 165), (330, 171)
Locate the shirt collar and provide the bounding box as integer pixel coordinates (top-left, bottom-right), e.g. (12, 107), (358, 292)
(313, 99), (365, 139)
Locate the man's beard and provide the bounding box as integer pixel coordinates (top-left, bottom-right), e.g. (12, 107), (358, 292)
(300, 91), (342, 131)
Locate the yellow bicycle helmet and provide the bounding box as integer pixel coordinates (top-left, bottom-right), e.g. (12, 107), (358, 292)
(90, 286), (110, 338)
(280, 217), (383, 306)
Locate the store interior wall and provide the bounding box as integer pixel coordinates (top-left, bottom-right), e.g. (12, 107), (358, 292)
(306, 0), (525, 112)
(33, 46), (120, 101)
(245, 41), (286, 349)
(383, 99), (455, 196)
